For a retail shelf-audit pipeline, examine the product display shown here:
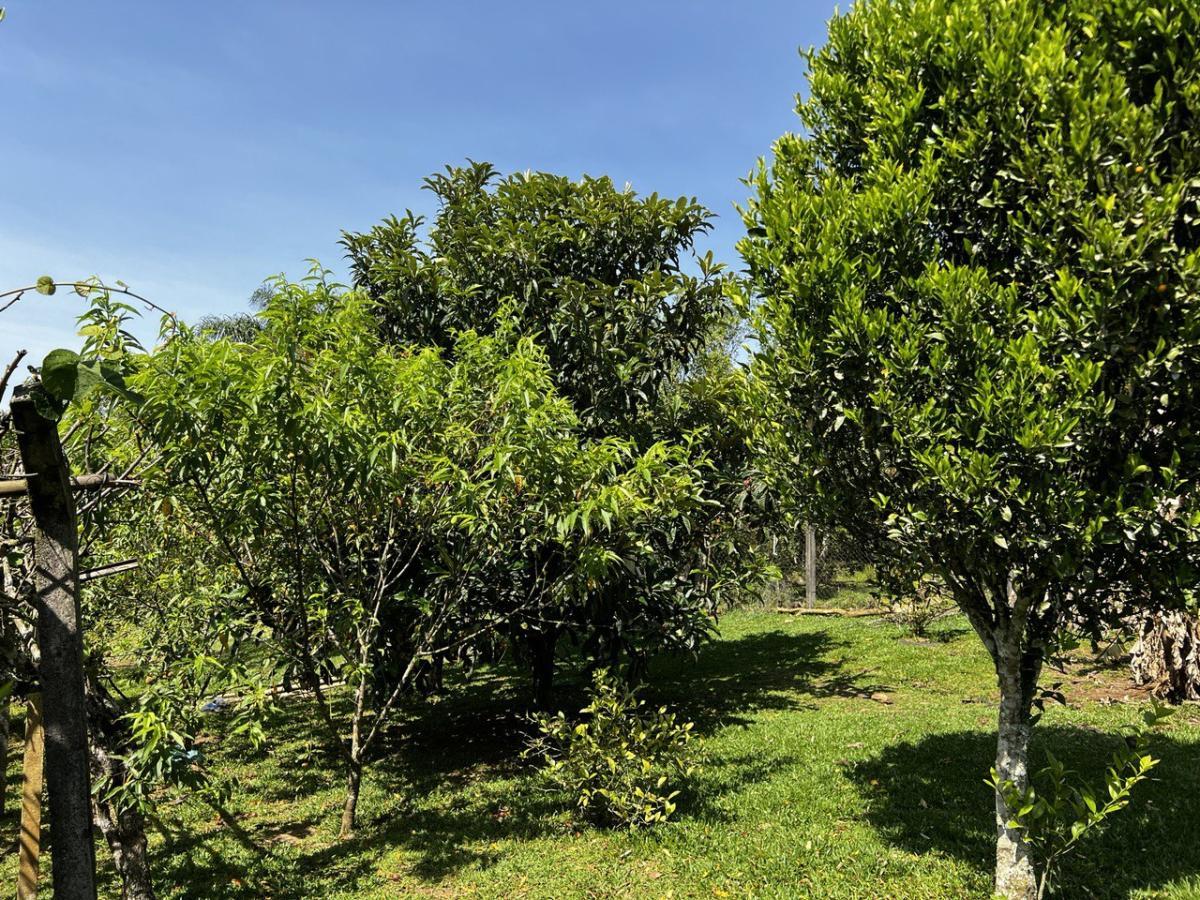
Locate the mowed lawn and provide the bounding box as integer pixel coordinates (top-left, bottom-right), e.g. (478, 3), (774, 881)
(10, 606), (1200, 898)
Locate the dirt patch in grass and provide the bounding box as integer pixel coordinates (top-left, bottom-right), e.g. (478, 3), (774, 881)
(263, 821), (320, 846)
(1051, 651), (1155, 707)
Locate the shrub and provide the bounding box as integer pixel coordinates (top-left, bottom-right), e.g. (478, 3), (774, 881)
(884, 574), (956, 638)
(528, 669), (697, 828)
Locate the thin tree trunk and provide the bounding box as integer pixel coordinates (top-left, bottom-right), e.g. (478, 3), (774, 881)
(85, 672), (156, 900)
(339, 674), (368, 839)
(994, 640), (1037, 900)
(529, 627), (557, 710)
(90, 743), (155, 900)
(340, 757), (363, 840)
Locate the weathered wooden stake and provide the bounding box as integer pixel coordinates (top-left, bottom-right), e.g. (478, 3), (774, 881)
(0, 698), (8, 821)
(17, 693), (44, 900)
(11, 385), (98, 900)
(804, 524), (817, 608)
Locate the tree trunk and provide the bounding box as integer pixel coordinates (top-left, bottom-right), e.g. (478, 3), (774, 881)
(1131, 610), (1200, 702)
(91, 744), (156, 900)
(85, 670), (156, 900)
(993, 641), (1038, 900)
(12, 386), (99, 899)
(340, 757), (362, 840)
(339, 674), (367, 839)
(529, 628), (557, 710)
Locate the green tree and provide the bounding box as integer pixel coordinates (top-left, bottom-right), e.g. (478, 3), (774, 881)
(342, 162), (730, 439)
(193, 280), (274, 342)
(343, 164), (765, 699)
(740, 1), (1200, 895)
(131, 271), (711, 836)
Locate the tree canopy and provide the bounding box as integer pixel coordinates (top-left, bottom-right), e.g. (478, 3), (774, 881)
(118, 271), (717, 834)
(342, 161), (732, 439)
(344, 165), (767, 697)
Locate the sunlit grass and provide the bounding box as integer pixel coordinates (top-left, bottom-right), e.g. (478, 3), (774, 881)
(6, 606), (1200, 898)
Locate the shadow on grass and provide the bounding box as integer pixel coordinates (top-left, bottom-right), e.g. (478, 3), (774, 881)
(150, 814), (314, 898)
(848, 726), (1200, 898)
(674, 750), (801, 825)
(928, 624), (971, 643)
(650, 627), (891, 733)
(150, 627), (858, 897)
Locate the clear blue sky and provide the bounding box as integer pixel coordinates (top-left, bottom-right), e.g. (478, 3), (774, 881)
(1, 1), (834, 363)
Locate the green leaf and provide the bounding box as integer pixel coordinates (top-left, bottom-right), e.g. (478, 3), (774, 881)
(72, 361), (106, 401)
(31, 385), (66, 421)
(40, 349), (80, 402)
(35, 275), (56, 296)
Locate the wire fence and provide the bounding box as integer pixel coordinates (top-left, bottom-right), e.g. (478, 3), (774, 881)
(760, 525), (880, 610)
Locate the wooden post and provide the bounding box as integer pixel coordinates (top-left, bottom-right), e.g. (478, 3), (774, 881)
(11, 385), (99, 900)
(0, 697), (8, 821)
(17, 694), (44, 900)
(805, 524), (817, 608)
(0, 602), (10, 826)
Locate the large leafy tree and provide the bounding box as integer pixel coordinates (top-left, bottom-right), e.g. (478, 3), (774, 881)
(343, 164), (763, 695)
(130, 273), (711, 836)
(740, 1), (1200, 896)
(342, 161), (729, 439)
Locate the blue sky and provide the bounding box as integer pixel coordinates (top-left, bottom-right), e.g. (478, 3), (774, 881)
(1, 1), (834, 363)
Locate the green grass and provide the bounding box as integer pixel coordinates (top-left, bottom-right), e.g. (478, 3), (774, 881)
(10, 608), (1200, 898)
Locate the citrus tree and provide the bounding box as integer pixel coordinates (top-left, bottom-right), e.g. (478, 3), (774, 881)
(740, 0), (1200, 895)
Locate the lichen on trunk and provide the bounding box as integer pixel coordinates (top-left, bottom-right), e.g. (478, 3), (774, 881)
(994, 651), (1038, 900)
(958, 576), (1048, 900)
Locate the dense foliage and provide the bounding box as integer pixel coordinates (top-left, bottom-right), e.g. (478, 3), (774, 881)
(7, 1), (1198, 891)
(117, 271), (714, 834)
(345, 164), (768, 698)
(740, 0), (1200, 895)
(342, 161), (729, 438)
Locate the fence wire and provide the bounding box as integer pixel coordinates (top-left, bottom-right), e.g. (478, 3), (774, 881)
(759, 525), (880, 609)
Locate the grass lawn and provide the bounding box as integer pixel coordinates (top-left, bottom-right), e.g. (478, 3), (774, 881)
(9, 606), (1200, 898)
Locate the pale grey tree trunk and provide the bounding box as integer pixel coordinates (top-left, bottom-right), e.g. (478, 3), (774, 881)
(993, 630), (1038, 900)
